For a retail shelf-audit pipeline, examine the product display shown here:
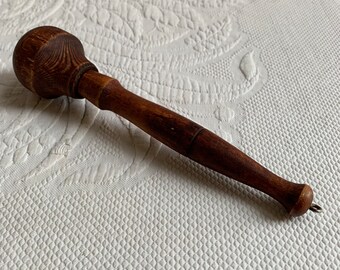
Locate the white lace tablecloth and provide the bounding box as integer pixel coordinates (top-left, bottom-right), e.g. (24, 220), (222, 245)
(0, 0), (339, 269)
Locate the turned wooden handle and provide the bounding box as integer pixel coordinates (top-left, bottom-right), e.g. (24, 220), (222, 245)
(13, 26), (320, 216)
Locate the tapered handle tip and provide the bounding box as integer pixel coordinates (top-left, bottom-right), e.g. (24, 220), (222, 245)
(288, 184), (314, 216)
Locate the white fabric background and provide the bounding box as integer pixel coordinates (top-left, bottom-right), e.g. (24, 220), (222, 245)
(0, 0), (339, 269)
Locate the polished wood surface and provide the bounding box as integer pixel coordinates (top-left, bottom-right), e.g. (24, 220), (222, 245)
(13, 26), (319, 216)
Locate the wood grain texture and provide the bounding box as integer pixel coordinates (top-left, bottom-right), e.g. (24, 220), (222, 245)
(13, 26), (315, 216)
(79, 70), (313, 216)
(13, 26), (97, 98)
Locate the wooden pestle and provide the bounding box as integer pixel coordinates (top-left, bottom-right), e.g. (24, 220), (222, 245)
(13, 26), (321, 216)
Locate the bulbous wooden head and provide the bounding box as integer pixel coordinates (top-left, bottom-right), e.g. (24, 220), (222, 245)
(13, 26), (98, 98)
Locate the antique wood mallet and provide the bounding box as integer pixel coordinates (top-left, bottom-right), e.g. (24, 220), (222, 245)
(13, 26), (321, 216)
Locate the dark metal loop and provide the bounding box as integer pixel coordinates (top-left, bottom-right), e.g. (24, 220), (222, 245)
(309, 204), (322, 213)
